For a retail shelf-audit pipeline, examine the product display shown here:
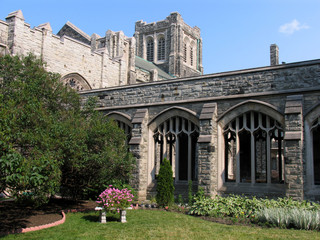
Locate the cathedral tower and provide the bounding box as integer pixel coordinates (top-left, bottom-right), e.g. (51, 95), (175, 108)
(134, 12), (203, 78)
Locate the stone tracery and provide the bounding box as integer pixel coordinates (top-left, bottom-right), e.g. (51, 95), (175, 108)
(61, 73), (91, 91)
(223, 111), (284, 184)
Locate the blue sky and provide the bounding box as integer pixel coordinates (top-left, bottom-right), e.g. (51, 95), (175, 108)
(1, 0), (319, 74)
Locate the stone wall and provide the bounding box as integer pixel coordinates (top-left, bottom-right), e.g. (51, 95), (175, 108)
(82, 60), (320, 111)
(0, 20), (8, 55)
(81, 59), (320, 200)
(2, 10), (134, 89)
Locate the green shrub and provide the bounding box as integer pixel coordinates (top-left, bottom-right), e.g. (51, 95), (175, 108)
(188, 194), (320, 220)
(175, 194), (184, 205)
(0, 54), (135, 205)
(156, 158), (174, 207)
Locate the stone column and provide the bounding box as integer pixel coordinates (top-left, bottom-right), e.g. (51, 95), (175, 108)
(197, 103), (217, 195)
(129, 109), (149, 201)
(284, 95), (304, 200)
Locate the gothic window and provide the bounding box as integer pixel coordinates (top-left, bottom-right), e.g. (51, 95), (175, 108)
(190, 46), (193, 66)
(147, 38), (154, 62)
(224, 111), (284, 184)
(157, 37), (165, 61)
(153, 116), (199, 181)
(183, 43), (187, 63)
(61, 73), (91, 91)
(311, 118), (320, 184)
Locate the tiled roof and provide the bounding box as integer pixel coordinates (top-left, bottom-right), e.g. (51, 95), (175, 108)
(135, 56), (174, 79)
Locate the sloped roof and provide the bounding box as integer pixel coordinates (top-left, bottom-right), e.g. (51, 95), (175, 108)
(64, 21), (91, 41)
(135, 56), (174, 79)
(57, 21), (91, 45)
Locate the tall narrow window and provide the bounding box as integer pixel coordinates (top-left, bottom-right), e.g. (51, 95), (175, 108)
(157, 37), (165, 61)
(190, 46), (193, 66)
(312, 118), (320, 184)
(147, 38), (154, 62)
(224, 111), (284, 184)
(183, 43), (187, 63)
(153, 116), (199, 181)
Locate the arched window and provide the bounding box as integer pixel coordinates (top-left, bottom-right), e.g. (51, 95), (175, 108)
(224, 111), (284, 184)
(157, 37), (165, 61)
(147, 38), (154, 62)
(311, 118), (320, 184)
(153, 116), (199, 181)
(61, 73), (91, 91)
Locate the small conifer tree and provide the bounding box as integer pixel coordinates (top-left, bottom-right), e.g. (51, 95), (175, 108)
(156, 158), (175, 206)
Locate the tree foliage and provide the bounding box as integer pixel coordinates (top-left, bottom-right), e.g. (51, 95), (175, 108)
(156, 158), (175, 206)
(0, 54), (135, 206)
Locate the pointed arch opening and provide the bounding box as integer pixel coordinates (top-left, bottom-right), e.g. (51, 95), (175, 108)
(223, 111), (284, 184)
(219, 101), (285, 187)
(106, 111), (132, 146)
(61, 73), (91, 91)
(149, 107), (199, 182)
(305, 103), (320, 188)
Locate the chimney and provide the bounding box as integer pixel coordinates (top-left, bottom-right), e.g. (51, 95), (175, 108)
(270, 44), (279, 66)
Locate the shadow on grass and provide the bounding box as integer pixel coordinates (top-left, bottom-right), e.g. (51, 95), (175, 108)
(82, 214), (120, 223)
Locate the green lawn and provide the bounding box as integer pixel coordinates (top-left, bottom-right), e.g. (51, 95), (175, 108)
(3, 210), (320, 240)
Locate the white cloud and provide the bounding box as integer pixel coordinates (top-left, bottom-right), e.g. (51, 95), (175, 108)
(279, 19), (310, 34)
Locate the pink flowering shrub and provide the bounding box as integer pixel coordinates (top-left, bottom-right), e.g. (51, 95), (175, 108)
(96, 185), (134, 212)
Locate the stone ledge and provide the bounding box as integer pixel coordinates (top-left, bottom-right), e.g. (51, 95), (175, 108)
(198, 135), (212, 143)
(284, 131), (301, 140)
(129, 137), (141, 145)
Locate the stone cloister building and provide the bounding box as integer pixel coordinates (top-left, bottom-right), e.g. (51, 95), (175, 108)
(1, 10), (320, 201)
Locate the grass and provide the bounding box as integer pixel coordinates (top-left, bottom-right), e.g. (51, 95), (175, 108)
(2, 210), (320, 240)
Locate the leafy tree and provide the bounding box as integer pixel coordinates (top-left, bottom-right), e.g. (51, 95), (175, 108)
(156, 158), (175, 206)
(0, 54), (135, 205)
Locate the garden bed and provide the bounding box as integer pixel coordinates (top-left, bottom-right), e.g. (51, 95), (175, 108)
(0, 198), (96, 233)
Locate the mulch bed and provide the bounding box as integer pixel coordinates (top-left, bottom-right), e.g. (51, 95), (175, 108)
(0, 198), (97, 233)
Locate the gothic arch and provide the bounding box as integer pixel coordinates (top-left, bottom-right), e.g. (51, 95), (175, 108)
(61, 73), (91, 91)
(148, 107), (199, 182)
(106, 111), (132, 128)
(218, 100), (284, 128)
(148, 106), (199, 132)
(106, 111), (132, 144)
(305, 102), (320, 126)
(305, 103), (320, 187)
(218, 100), (285, 188)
